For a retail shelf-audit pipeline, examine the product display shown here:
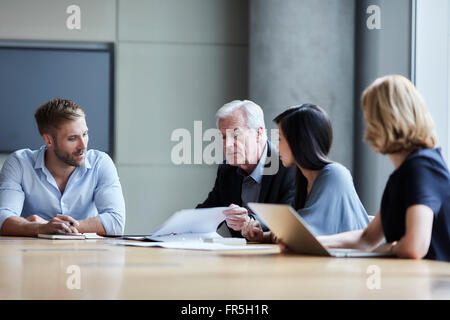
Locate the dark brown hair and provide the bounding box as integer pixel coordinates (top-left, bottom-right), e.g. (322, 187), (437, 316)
(34, 98), (85, 135)
(274, 104), (333, 209)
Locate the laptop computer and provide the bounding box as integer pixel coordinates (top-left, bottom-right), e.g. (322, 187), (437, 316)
(248, 203), (391, 258)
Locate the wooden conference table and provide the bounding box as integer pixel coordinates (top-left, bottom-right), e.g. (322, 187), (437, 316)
(0, 236), (449, 299)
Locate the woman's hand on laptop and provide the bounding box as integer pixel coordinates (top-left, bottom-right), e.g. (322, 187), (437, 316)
(241, 220), (290, 250)
(241, 219), (264, 242)
(271, 233), (290, 253)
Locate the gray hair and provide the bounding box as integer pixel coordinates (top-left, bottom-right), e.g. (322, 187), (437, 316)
(215, 100), (266, 134)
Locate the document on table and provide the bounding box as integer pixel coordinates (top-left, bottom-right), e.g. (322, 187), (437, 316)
(125, 207), (228, 242)
(145, 231), (221, 242)
(114, 207), (274, 250)
(112, 241), (274, 251)
(37, 233), (104, 240)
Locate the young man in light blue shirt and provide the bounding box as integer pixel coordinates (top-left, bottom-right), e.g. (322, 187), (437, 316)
(0, 98), (125, 236)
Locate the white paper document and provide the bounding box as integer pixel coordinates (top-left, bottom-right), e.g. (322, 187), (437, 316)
(148, 231), (222, 242)
(112, 241), (274, 251)
(146, 207), (228, 242)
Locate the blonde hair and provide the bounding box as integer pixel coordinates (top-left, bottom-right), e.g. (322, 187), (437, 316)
(361, 74), (436, 154)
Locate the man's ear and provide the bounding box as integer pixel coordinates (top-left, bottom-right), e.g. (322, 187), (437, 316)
(42, 133), (53, 148)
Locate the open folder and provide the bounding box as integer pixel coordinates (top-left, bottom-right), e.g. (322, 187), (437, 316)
(124, 207), (228, 242)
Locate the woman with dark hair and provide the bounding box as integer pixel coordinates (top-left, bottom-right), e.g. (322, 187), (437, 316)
(242, 104), (369, 242)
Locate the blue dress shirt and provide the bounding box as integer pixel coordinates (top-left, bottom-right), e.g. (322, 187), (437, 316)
(0, 146), (125, 235)
(239, 142), (267, 207)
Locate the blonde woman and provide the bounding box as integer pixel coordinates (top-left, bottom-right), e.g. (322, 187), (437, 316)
(318, 75), (449, 261)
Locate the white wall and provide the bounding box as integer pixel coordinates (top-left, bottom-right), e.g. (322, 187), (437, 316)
(415, 0), (450, 164)
(0, 0), (249, 233)
(353, 0), (413, 215)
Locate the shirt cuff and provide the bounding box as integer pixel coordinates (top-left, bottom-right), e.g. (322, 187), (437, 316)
(97, 212), (125, 236)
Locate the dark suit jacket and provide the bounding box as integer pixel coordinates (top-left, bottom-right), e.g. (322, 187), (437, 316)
(196, 141), (295, 236)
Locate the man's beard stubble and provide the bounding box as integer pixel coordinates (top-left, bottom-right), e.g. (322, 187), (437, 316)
(53, 139), (85, 167)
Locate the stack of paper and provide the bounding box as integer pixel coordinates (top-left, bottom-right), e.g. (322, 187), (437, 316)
(113, 241), (274, 251)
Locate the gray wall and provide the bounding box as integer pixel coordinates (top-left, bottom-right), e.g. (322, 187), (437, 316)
(249, 0), (356, 171)
(249, 0), (415, 216)
(0, 0), (249, 233)
(353, 0), (413, 215)
(115, 0), (248, 233)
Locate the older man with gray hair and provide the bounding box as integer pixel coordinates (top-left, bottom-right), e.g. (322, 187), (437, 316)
(197, 100), (295, 238)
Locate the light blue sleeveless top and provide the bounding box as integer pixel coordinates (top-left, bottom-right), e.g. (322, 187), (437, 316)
(298, 163), (369, 236)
